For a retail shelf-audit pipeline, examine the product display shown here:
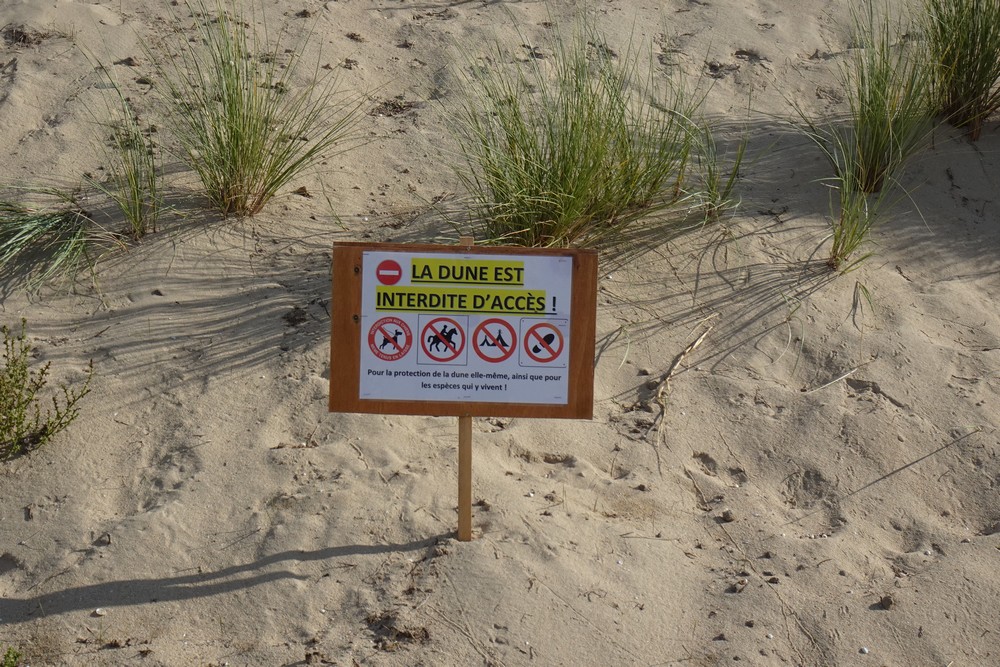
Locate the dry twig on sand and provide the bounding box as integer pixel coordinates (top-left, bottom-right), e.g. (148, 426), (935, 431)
(645, 322), (714, 476)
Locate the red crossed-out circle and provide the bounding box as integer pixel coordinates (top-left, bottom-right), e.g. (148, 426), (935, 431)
(368, 317), (412, 361)
(523, 322), (564, 364)
(375, 259), (403, 286)
(421, 317), (465, 362)
(473, 318), (516, 363)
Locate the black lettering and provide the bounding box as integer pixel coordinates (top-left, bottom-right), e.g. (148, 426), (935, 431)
(439, 264), (489, 283)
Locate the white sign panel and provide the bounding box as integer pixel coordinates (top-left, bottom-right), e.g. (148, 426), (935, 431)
(358, 250), (573, 404)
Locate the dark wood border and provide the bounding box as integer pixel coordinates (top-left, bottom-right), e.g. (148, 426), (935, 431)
(329, 242), (597, 419)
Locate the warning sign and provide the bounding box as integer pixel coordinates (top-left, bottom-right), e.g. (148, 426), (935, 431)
(420, 317), (466, 364)
(331, 242), (597, 418)
(355, 249), (575, 404)
(473, 318), (516, 363)
(368, 317), (411, 361)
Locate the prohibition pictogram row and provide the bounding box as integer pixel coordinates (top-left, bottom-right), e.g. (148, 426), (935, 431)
(367, 316), (567, 366)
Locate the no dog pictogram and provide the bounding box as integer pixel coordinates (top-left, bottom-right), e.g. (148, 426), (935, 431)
(421, 317), (465, 362)
(473, 318), (516, 363)
(368, 316), (412, 361)
(523, 322), (564, 364)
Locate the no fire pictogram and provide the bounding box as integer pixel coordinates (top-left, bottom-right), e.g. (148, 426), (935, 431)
(473, 318), (516, 363)
(421, 317), (466, 363)
(523, 322), (564, 364)
(368, 316), (412, 361)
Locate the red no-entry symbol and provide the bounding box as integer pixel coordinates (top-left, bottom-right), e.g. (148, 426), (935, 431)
(421, 317), (465, 362)
(368, 317), (412, 361)
(473, 318), (516, 363)
(375, 259), (403, 286)
(523, 322), (564, 364)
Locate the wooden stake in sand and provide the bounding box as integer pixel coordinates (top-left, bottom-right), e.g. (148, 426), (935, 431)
(457, 236), (475, 542)
(458, 414), (473, 541)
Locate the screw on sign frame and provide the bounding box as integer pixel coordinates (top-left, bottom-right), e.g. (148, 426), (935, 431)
(368, 316), (411, 362)
(472, 318), (516, 363)
(421, 317), (465, 363)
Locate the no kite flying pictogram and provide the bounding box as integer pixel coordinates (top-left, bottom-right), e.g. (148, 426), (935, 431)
(375, 259), (403, 285)
(473, 318), (516, 363)
(523, 322), (564, 364)
(421, 317), (465, 362)
(368, 316), (412, 361)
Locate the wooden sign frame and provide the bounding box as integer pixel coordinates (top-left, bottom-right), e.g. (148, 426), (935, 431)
(329, 241), (598, 419)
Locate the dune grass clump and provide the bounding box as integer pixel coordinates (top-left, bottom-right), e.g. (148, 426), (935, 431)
(691, 119), (746, 220)
(150, 1), (358, 217)
(0, 188), (97, 285)
(923, 0), (1000, 140)
(826, 166), (894, 272)
(795, 3), (933, 270)
(843, 4), (934, 194)
(87, 69), (161, 241)
(455, 25), (704, 248)
(0, 81), (156, 288)
(1, 319), (92, 461)
(834, 2), (934, 195)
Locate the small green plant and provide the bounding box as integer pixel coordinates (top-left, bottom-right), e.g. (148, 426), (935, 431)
(0, 188), (96, 286)
(149, 0), (359, 217)
(794, 3), (932, 269)
(88, 67), (160, 240)
(826, 167), (887, 271)
(923, 0), (1000, 140)
(846, 4), (934, 193)
(691, 120), (746, 220)
(796, 3), (933, 193)
(1, 319), (93, 461)
(1, 646), (22, 667)
(851, 278), (876, 333)
(775, 292), (805, 372)
(455, 23), (702, 248)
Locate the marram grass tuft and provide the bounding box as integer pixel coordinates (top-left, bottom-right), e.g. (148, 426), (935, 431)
(454, 23), (710, 250)
(923, 0), (1000, 140)
(149, 1), (360, 217)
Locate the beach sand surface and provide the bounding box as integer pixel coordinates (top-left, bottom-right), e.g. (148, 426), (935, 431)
(1, 1), (998, 665)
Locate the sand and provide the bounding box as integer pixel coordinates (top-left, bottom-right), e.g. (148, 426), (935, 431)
(1, 1), (998, 665)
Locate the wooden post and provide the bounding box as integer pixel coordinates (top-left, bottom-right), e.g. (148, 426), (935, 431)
(456, 235), (475, 541)
(457, 414), (473, 541)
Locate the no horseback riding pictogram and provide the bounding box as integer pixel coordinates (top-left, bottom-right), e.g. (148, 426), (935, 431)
(368, 316), (412, 361)
(522, 321), (565, 365)
(421, 317), (466, 363)
(473, 318), (516, 363)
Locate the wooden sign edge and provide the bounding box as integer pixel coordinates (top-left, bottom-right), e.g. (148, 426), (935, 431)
(329, 242), (597, 419)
